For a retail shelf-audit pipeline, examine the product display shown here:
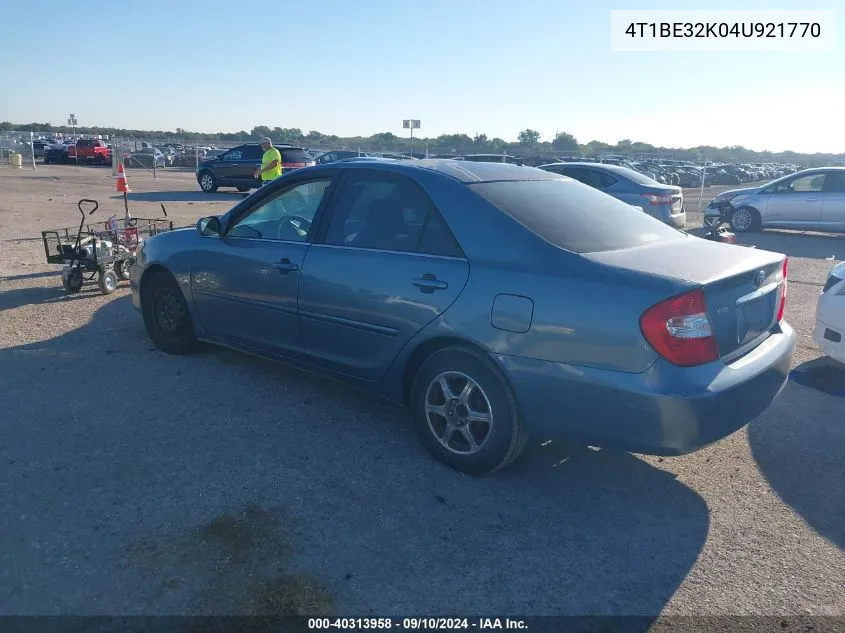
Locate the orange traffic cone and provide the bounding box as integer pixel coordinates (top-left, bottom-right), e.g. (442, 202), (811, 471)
(116, 162), (130, 193)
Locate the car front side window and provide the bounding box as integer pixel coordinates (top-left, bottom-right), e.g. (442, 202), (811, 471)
(771, 174), (825, 194)
(226, 178), (333, 242)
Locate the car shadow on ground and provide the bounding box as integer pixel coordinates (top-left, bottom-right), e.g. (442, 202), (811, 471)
(112, 191), (248, 204)
(0, 294), (709, 618)
(0, 281), (117, 309)
(749, 358), (845, 550)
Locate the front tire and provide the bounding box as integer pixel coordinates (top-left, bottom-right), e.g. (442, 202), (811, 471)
(237, 186), (250, 192)
(410, 346), (528, 475)
(730, 206), (761, 233)
(198, 171), (218, 193)
(141, 270), (197, 355)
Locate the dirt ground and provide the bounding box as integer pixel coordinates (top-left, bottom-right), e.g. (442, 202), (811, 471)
(0, 163), (843, 618)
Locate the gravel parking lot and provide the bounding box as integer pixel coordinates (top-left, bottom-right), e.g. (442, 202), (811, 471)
(1, 165), (843, 617)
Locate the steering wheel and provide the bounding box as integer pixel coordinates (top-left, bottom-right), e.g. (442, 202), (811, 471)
(277, 215), (312, 240)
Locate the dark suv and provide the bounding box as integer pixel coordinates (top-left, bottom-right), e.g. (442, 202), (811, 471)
(196, 143), (315, 192)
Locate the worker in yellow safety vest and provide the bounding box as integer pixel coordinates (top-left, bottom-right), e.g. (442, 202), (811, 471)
(254, 137), (282, 185)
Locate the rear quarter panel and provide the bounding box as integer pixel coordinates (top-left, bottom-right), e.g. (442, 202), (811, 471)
(428, 254), (682, 373)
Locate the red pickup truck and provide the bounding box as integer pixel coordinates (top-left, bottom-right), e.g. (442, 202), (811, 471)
(68, 139), (112, 165)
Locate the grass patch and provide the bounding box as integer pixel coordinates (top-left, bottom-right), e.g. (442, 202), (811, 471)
(126, 502), (336, 615)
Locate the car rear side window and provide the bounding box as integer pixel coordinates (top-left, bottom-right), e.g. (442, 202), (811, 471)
(822, 171), (845, 193)
(470, 178), (684, 254)
(417, 210), (464, 258)
(323, 172), (461, 256)
(281, 149), (314, 163)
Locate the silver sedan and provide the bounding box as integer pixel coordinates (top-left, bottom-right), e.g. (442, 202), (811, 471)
(705, 167), (845, 233)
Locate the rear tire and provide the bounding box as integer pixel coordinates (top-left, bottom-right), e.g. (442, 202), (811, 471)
(410, 346), (528, 475)
(198, 171), (218, 193)
(730, 206), (761, 233)
(141, 270), (197, 355)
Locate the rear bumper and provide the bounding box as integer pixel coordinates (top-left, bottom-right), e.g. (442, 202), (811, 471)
(496, 322), (795, 455)
(813, 320), (845, 364)
(652, 203), (685, 228)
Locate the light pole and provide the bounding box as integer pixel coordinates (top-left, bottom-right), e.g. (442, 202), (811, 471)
(403, 119), (420, 157)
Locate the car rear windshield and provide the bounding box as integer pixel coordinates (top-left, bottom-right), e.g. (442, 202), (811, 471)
(281, 149), (313, 163)
(619, 167), (663, 186)
(469, 178), (685, 253)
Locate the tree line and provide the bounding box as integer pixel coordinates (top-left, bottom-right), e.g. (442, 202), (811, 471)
(2, 121), (842, 164)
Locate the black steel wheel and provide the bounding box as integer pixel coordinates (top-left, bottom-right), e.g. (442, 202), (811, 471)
(141, 270), (197, 355)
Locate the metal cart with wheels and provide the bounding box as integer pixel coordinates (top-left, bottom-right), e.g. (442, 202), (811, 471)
(41, 199), (173, 295)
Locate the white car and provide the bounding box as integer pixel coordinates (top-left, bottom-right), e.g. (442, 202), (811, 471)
(813, 260), (845, 364)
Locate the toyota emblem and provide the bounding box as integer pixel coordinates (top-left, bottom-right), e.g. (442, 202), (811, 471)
(754, 270), (767, 287)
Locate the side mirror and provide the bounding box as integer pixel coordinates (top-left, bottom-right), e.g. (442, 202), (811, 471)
(197, 216), (221, 237)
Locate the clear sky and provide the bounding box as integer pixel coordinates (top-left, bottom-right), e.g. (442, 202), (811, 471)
(1, 0), (843, 152)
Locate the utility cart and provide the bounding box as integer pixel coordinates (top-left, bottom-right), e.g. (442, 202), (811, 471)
(41, 198), (173, 295)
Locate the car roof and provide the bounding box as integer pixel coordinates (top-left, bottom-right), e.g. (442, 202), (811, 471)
(538, 161), (636, 175)
(795, 166), (845, 174)
(314, 158), (562, 183)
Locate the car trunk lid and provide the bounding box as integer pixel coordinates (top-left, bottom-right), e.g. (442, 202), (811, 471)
(641, 185), (683, 212)
(584, 235), (787, 359)
(281, 149), (316, 171)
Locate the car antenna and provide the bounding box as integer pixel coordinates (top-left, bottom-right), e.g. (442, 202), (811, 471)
(160, 203), (168, 217)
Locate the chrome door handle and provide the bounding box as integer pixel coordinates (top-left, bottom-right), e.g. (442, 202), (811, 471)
(273, 258), (299, 273)
(805, 197), (820, 201)
(412, 275), (448, 291)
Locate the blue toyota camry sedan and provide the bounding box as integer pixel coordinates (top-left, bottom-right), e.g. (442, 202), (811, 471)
(130, 160), (795, 475)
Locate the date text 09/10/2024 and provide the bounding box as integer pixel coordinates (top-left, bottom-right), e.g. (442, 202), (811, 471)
(307, 618), (528, 630)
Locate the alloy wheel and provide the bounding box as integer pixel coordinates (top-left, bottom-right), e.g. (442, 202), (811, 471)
(424, 371), (494, 455)
(732, 208), (753, 231)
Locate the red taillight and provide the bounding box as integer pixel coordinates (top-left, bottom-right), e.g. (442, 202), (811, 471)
(642, 193), (674, 205)
(640, 288), (720, 367)
(776, 257), (788, 322)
